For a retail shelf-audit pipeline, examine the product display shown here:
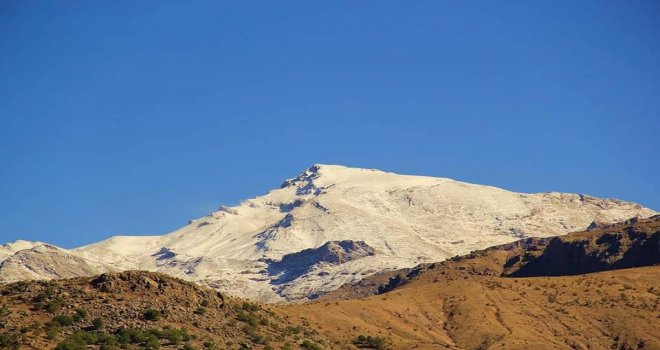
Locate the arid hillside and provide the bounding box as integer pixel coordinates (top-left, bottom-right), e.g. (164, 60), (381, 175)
(0, 271), (330, 350)
(278, 216), (660, 350)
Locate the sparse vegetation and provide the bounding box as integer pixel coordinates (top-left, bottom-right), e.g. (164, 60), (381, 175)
(91, 317), (103, 330)
(52, 314), (75, 326)
(44, 298), (64, 313)
(241, 302), (260, 312)
(301, 339), (322, 350)
(143, 308), (162, 321)
(353, 335), (387, 349)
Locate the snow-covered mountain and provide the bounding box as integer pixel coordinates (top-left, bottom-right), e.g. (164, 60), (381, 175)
(1, 164), (656, 302)
(0, 242), (115, 284)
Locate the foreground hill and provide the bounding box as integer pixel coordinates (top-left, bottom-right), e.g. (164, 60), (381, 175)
(1, 165), (655, 302)
(278, 216), (660, 349)
(0, 271), (330, 350)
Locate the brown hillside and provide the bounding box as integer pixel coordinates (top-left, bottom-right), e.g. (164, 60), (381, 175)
(0, 271), (331, 350)
(278, 216), (660, 350)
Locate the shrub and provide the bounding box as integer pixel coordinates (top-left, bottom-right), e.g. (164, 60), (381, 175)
(301, 339), (322, 350)
(143, 335), (160, 350)
(45, 299), (64, 313)
(53, 315), (75, 326)
(0, 333), (20, 349)
(46, 326), (60, 339)
(116, 327), (190, 348)
(55, 340), (84, 350)
(117, 328), (149, 344)
(143, 308), (162, 321)
(194, 307), (207, 315)
(251, 333), (268, 344)
(91, 317), (103, 330)
(72, 309), (87, 322)
(353, 335), (387, 349)
(241, 302), (260, 312)
(236, 311), (259, 327)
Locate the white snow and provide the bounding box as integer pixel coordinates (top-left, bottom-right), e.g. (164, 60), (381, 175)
(2, 164), (656, 302)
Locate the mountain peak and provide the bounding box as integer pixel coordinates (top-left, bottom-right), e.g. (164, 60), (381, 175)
(281, 164), (395, 189)
(3, 165), (657, 303)
(280, 164), (335, 188)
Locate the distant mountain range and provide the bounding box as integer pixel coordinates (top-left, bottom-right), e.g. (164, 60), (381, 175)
(1, 164), (656, 302)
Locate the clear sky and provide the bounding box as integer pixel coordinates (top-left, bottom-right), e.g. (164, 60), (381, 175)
(1, 1), (658, 248)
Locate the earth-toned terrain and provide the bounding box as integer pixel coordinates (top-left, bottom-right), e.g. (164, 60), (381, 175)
(0, 270), (330, 350)
(278, 216), (660, 350)
(1, 216), (658, 349)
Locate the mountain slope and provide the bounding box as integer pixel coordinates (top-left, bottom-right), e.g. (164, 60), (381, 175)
(0, 240), (42, 261)
(3, 164), (657, 302)
(280, 216), (660, 349)
(0, 244), (116, 284)
(503, 216), (659, 277)
(0, 271), (331, 350)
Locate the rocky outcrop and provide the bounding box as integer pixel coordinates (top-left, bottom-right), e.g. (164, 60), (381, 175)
(503, 216), (660, 277)
(90, 271), (225, 307)
(268, 240), (376, 284)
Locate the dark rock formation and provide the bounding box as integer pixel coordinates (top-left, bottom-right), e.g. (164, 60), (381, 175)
(268, 240), (376, 284)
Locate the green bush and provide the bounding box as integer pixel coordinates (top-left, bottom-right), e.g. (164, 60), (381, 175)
(44, 299), (64, 313)
(52, 315), (75, 326)
(236, 311), (259, 327)
(72, 309), (87, 322)
(91, 317), (103, 330)
(241, 302), (260, 312)
(55, 340), (84, 350)
(194, 306), (207, 315)
(0, 333), (20, 349)
(301, 339), (322, 350)
(283, 326), (303, 335)
(252, 333), (268, 345)
(46, 326), (60, 339)
(116, 327), (190, 348)
(353, 335), (387, 349)
(143, 308), (162, 321)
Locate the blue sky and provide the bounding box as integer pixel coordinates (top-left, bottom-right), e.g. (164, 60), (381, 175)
(1, 1), (658, 248)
